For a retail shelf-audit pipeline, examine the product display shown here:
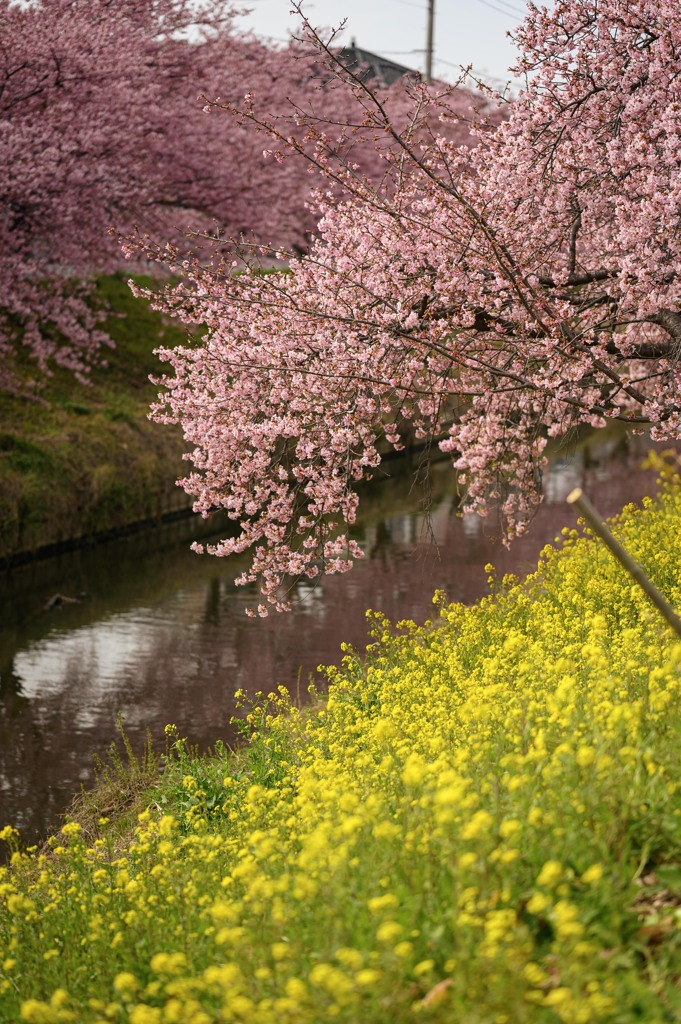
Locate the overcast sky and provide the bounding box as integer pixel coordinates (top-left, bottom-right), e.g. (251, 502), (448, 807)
(234, 0), (534, 87)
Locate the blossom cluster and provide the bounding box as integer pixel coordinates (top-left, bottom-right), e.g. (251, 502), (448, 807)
(2, 469), (681, 1021)
(147, 0), (681, 609)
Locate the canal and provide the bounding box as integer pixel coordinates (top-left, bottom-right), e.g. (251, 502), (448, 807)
(0, 429), (675, 846)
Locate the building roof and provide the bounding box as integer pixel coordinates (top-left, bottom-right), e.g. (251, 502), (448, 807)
(336, 40), (419, 85)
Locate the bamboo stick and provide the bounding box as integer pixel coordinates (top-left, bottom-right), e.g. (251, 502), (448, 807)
(566, 487), (681, 638)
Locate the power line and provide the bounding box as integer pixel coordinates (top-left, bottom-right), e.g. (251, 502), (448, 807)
(390, 0), (428, 9)
(490, 0), (527, 15)
(433, 55), (471, 69)
(475, 0), (525, 18)
(433, 54), (509, 77)
(480, 0), (527, 13)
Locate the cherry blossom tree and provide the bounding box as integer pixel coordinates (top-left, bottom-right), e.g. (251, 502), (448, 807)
(1, 0), (212, 381)
(1, 0), (386, 386)
(143, 0), (681, 614)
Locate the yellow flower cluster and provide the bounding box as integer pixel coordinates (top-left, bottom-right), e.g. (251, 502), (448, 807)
(3, 464), (681, 1021)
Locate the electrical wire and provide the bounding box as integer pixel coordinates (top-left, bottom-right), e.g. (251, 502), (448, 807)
(475, 0), (525, 18)
(480, 0), (528, 14)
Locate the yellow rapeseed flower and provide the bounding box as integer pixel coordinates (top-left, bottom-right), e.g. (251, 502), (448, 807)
(536, 861), (563, 888)
(113, 972), (139, 995)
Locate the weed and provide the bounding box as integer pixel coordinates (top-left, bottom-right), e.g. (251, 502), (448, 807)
(64, 714), (161, 854)
(3, 479), (681, 1021)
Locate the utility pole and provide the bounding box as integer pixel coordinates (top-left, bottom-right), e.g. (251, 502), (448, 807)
(425, 0), (435, 81)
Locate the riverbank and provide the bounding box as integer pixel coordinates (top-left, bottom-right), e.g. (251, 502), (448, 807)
(0, 269), (434, 568)
(2, 458), (681, 1022)
(0, 274), (638, 567)
(0, 274), (189, 563)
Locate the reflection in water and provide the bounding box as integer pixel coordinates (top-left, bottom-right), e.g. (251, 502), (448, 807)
(0, 431), (676, 846)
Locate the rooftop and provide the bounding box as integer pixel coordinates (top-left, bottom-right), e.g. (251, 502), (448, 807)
(336, 40), (419, 85)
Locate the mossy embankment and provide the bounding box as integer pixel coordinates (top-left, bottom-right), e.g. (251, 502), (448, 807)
(3, 459), (681, 1023)
(0, 275), (190, 562)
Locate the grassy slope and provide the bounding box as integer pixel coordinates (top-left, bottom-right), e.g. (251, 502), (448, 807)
(2, 457), (681, 1022)
(0, 275), (189, 561)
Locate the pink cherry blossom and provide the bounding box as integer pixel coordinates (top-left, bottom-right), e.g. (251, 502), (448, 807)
(139, 0), (681, 612)
(3, 0), (435, 387)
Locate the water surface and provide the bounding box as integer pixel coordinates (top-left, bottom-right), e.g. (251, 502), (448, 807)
(0, 431), (674, 845)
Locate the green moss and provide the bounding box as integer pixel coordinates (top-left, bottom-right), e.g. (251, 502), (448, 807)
(57, 400), (92, 416)
(0, 434), (57, 475)
(0, 274), (189, 560)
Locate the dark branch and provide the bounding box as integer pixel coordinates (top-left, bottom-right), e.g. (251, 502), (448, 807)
(650, 308), (681, 348)
(537, 269), (618, 288)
